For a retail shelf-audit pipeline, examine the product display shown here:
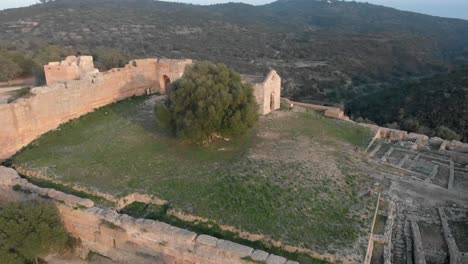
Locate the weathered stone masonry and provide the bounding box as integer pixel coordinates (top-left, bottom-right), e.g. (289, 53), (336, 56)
(0, 166), (298, 264)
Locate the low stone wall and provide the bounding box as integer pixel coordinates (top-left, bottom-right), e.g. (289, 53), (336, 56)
(59, 206), (300, 264)
(0, 166), (299, 264)
(283, 99), (468, 154)
(15, 165), (349, 263)
(364, 193), (381, 264)
(0, 166), (94, 208)
(281, 98), (344, 116)
(0, 58), (192, 161)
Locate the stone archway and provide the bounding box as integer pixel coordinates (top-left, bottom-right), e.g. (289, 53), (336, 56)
(161, 75), (171, 94)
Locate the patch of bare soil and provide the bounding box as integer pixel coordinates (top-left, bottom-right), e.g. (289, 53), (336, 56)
(249, 111), (355, 183)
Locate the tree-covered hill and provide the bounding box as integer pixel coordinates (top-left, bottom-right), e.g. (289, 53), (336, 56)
(1, 0), (468, 138)
(346, 65), (468, 141)
(0, 0), (467, 102)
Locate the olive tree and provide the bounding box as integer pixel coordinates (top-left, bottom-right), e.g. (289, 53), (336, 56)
(157, 62), (258, 142)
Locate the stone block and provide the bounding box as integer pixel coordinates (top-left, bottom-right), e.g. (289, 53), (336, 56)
(216, 239), (253, 258)
(266, 254), (287, 264)
(173, 228), (197, 242)
(196, 235), (218, 247)
(324, 109), (344, 119)
(408, 133), (429, 141)
(0, 166), (21, 186)
(24, 183), (48, 196)
(117, 214), (136, 228)
(250, 250), (269, 262)
(47, 189), (60, 198)
(429, 137), (443, 146)
(286, 261), (300, 264)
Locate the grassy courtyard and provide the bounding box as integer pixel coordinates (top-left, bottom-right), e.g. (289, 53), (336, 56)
(12, 95), (375, 256)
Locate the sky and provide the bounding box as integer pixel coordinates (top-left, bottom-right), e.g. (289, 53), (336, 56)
(0, 0), (467, 20)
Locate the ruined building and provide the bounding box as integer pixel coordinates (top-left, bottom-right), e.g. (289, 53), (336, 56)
(241, 71), (281, 115)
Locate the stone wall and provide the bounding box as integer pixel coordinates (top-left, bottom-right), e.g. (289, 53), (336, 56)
(14, 165), (343, 263)
(0, 166), (298, 264)
(44, 55), (98, 85)
(0, 57), (192, 161)
(281, 98), (350, 121)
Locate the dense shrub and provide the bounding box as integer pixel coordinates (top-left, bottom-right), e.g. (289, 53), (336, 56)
(92, 48), (130, 71)
(157, 62), (258, 142)
(0, 56), (22, 82)
(347, 65), (468, 141)
(0, 202), (73, 264)
(435, 126), (461, 141)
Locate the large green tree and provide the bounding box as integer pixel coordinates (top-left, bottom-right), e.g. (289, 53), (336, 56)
(157, 62), (258, 142)
(0, 202), (72, 264)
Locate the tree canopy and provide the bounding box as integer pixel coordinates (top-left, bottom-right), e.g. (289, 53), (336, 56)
(0, 202), (72, 264)
(346, 65), (468, 141)
(157, 62), (258, 142)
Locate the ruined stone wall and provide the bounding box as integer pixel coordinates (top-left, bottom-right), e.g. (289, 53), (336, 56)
(58, 206), (297, 264)
(0, 58), (192, 161)
(0, 166), (298, 264)
(44, 56), (98, 85)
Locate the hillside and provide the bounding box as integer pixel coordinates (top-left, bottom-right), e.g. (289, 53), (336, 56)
(0, 0), (467, 102)
(346, 65), (468, 141)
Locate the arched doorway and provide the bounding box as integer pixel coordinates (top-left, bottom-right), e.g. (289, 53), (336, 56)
(270, 92), (275, 111)
(161, 75), (171, 94)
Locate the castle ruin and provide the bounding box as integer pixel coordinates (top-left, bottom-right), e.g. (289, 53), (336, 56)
(44, 55), (98, 84)
(0, 56), (281, 161)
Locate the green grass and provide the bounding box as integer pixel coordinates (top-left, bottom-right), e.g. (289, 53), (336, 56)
(13, 95), (374, 254)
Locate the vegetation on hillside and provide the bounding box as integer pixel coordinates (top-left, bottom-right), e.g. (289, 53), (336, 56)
(347, 65), (468, 141)
(0, 46), (131, 85)
(0, 202), (73, 263)
(0, 0), (466, 100)
(157, 62), (258, 142)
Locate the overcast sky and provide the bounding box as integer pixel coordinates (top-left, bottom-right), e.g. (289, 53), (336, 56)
(1, 0), (467, 20)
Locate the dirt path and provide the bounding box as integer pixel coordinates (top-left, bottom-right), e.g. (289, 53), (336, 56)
(0, 86), (27, 104)
(0, 77), (35, 104)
